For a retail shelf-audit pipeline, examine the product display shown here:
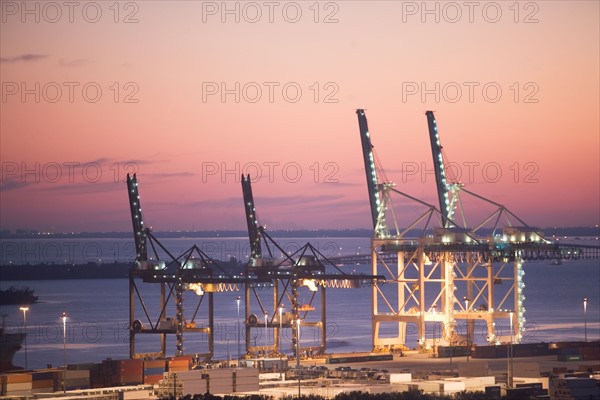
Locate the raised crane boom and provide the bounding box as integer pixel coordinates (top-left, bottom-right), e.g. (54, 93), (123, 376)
(241, 174), (262, 264)
(126, 173), (147, 261)
(425, 111), (453, 228)
(357, 109), (383, 233)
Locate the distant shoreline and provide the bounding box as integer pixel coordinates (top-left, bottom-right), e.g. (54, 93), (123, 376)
(0, 259), (246, 281)
(0, 262), (132, 281)
(1, 226), (599, 239)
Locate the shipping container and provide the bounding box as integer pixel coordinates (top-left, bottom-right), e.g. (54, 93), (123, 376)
(67, 362), (97, 370)
(484, 386), (501, 400)
(32, 379), (54, 389)
(174, 370), (205, 380)
(235, 383), (260, 392)
(507, 387), (536, 399)
(144, 367), (166, 376)
(119, 389), (155, 400)
(437, 345), (468, 358)
(558, 347), (581, 356)
(144, 374), (163, 385)
(4, 382), (33, 391)
(182, 380), (208, 396)
(0, 373), (32, 384)
(31, 371), (55, 381)
(144, 359), (167, 369)
(558, 354), (583, 362)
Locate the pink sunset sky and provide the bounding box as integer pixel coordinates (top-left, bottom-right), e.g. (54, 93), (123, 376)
(1, 1), (598, 232)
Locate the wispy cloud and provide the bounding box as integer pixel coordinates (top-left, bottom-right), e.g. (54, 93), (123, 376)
(0, 180), (32, 191)
(321, 181), (361, 187)
(1, 54), (47, 63)
(151, 194), (345, 211)
(122, 159), (161, 165)
(0, 157), (166, 193)
(252, 194), (344, 206)
(59, 58), (90, 67)
(38, 181), (123, 195)
(149, 172), (195, 179)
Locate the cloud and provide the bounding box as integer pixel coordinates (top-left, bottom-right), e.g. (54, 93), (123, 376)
(1, 54), (47, 63)
(37, 181), (123, 195)
(251, 194), (344, 206)
(0, 158), (169, 194)
(149, 172), (195, 179)
(321, 181), (362, 187)
(122, 159), (160, 165)
(59, 59), (90, 67)
(150, 194), (345, 211)
(0, 180), (32, 191)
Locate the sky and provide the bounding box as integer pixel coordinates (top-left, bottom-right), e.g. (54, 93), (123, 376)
(1, 1), (599, 233)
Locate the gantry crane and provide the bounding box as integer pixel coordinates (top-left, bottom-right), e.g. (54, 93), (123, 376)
(358, 108), (451, 352)
(241, 174), (383, 357)
(357, 109), (559, 353)
(126, 174), (244, 361)
(424, 111), (564, 347)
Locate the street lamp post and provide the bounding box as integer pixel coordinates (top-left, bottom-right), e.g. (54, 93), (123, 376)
(226, 334), (230, 368)
(464, 297), (470, 362)
(583, 298), (588, 342)
(449, 336), (453, 373)
(278, 304), (283, 354)
(19, 307), (29, 370)
(296, 318), (301, 398)
(236, 296), (241, 364)
(264, 312), (268, 356)
(61, 312), (68, 393)
(507, 311), (514, 388)
(432, 304), (437, 356)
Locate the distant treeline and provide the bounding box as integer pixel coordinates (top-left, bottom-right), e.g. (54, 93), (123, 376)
(0, 259), (245, 281)
(0, 286), (38, 305)
(1, 226), (599, 239)
(0, 262), (131, 281)
(158, 390), (492, 400)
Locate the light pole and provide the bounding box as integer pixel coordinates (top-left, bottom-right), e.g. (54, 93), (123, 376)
(61, 312), (68, 393)
(448, 323), (455, 374)
(463, 297), (470, 362)
(278, 304), (284, 354)
(19, 306), (29, 370)
(296, 318), (301, 398)
(264, 312), (268, 356)
(226, 334), (230, 368)
(236, 296), (241, 364)
(432, 304), (437, 356)
(584, 297), (587, 343)
(507, 310), (514, 388)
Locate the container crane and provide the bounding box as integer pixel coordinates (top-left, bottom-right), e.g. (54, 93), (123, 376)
(357, 110), (435, 352)
(423, 112), (561, 345)
(355, 110), (547, 353)
(126, 174), (245, 361)
(240, 174), (383, 357)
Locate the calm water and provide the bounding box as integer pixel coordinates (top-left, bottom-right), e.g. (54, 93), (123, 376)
(1, 237), (599, 370)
